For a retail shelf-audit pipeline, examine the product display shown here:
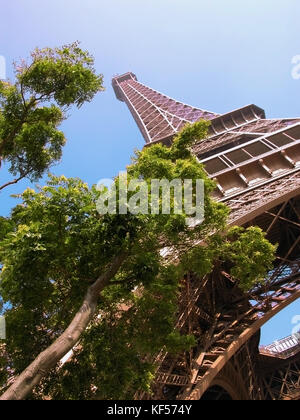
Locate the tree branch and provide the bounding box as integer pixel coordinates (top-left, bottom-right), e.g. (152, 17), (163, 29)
(0, 173), (29, 192)
(0, 252), (128, 400)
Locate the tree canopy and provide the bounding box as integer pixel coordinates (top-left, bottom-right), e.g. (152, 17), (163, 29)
(0, 42), (103, 190)
(0, 118), (275, 399)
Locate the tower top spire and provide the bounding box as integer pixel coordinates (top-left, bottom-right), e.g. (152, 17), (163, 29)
(112, 72), (218, 144)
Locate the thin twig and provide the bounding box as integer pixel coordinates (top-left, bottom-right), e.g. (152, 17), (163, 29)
(0, 173), (29, 191)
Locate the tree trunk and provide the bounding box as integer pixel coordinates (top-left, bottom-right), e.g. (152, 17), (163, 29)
(0, 253), (127, 400)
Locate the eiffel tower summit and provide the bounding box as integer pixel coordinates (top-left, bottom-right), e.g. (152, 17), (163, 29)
(112, 72), (300, 400)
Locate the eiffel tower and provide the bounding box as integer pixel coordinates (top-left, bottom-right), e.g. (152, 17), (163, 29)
(112, 73), (300, 400)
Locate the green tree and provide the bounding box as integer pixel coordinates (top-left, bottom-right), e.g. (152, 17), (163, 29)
(0, 122), (275, 400)
(0, 42), (103, 190)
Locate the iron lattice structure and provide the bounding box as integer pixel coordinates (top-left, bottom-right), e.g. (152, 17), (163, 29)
(112, 73), (300, 400)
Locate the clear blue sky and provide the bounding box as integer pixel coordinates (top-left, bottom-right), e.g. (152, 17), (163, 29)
(0, 0), (299, 345)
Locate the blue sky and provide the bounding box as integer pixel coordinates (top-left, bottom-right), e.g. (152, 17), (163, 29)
(0, 0), (299, 345)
